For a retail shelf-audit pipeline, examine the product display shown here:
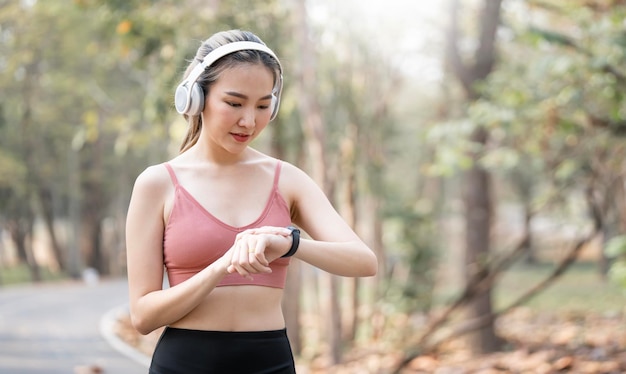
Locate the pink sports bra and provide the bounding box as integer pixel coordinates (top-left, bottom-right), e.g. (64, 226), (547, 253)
(162, 161), (292, 288)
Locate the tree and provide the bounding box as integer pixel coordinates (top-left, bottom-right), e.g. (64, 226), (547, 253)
(445, 0), (504, 354)
(483, 0), (626, 275)
(0, 1), (68, 279)
(291, 0), (344, 364)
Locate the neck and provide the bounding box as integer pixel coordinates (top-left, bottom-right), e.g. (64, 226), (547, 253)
(182, 143), (255, 167)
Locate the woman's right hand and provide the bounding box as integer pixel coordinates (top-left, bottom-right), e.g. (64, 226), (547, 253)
(224, 226), (292, 279)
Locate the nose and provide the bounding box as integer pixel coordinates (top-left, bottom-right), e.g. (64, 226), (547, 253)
(237, 109), (255, 128)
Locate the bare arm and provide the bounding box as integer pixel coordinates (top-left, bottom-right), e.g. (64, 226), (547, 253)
(125, 166), (289, 335)
(125, 166), (232, 335)
(283, 163), (378, 277)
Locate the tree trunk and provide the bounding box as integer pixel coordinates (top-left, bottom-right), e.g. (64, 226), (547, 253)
(293, 0), (342, 364)
(463, 127), (499, 352)
(80, 110), (108, 275)
(340, 124), (359, 342)
(272, 116), (304, 355)
(618, 176), (626, 233)
(585, 177), (609, 277)
(17, 54), (43, 282)
(522, 202), (536, 264)
(509, 162), (537, 264)
(81, 168), (106, 274)
(37, 187), (66, 272)
(67, 147), (83, 279)
(8, 212), (40, 282)
(446, 0), (504, 355)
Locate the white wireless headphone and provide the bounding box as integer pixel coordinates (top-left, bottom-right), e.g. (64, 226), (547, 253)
(174, 41), (283, 120)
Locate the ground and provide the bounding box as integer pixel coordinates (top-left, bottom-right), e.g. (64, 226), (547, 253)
(113, 260), (626, 373)
(114, 306), (626, 373)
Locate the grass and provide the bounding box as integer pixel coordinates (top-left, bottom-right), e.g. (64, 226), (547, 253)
(0, 264), (68, 286)
(432, 261), (626, 316)
(495, 261), (626, 314)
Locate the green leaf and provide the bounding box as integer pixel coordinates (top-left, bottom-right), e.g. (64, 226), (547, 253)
(554, 159), (579, 181)
(605, 235), (626, 258)
(608, 262), (626, 289)
(528, 26), (577, 49)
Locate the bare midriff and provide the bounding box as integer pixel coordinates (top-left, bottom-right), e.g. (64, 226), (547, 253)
(168, 285), (285, 331)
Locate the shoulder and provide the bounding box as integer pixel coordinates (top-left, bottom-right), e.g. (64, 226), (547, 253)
(127, 163), (173, 226)
(132, 163), (172, 196)
(278, 160), (309, 182)
(277, 160), (323, 197)
(276, 160), (337, 229)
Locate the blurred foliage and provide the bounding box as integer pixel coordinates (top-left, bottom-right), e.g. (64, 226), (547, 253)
(0, 0), (295, 274)
(383, 206), (438, 313)
(427, 2), (626, 220)
(605, 235), (626, 289)
(1, 0), (626, 332)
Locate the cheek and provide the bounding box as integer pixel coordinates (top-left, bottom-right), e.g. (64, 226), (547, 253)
(214, 105), (233, 119)
(257, 109), (272, 123)
(206, 99), (234, 119)
(255, 120), (270, 133)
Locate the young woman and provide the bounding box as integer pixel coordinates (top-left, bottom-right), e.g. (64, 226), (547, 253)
(125, 29), (377, 374)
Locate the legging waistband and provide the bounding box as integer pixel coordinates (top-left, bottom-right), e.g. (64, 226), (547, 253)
(164, 326), (287, 339)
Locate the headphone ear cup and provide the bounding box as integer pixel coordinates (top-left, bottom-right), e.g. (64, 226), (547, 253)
(186, 82), (205, 116)
(174, 83), (190, 114)
(174, 81), (205, 116)
(270, 94), (278, 120)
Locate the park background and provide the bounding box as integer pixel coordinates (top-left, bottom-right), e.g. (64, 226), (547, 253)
(2, 0), (626, 372)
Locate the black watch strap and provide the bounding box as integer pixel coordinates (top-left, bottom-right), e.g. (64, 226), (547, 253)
(282, 226), (300, 258)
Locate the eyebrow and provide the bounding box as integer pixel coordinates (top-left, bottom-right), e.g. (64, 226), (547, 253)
(225, 91), (273, 100)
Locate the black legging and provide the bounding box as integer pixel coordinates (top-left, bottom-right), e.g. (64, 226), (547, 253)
(149, 327), (296, 374)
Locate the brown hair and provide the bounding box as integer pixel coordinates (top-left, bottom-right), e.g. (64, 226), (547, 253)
(178, 30), (281, 153)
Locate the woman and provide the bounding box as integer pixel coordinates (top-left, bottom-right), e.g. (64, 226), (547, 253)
(126, 29), (377, 374)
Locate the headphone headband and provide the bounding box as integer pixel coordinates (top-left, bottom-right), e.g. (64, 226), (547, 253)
(175, 41), (283, 118)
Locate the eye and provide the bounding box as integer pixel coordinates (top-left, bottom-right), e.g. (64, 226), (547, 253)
(226, 101), (241, 107)
(258, 104), (270, 110)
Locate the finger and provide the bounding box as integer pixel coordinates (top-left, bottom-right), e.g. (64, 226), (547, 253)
(227, 240), (252, 278)
(229, 236), (263, 278)
(241, 226), (291, 237)
(240, 235), (270, 271)
(248, 243), (272, 273)
(263, 226), (291, 236)
(236, 240), (256, 275)
(234, 239), (270, 276)
(249, 238), (269, 265)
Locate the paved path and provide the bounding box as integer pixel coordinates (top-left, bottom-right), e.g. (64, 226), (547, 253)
(0, 278), (149, 374)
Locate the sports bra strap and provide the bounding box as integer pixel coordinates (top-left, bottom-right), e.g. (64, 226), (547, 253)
(273, 161), (282, 190)
(163, 163), (179, 186)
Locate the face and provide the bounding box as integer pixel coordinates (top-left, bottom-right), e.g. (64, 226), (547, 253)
(200, 63), (275, 155)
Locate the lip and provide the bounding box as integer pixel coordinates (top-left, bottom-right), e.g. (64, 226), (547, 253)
(231, 132), (251, 143)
